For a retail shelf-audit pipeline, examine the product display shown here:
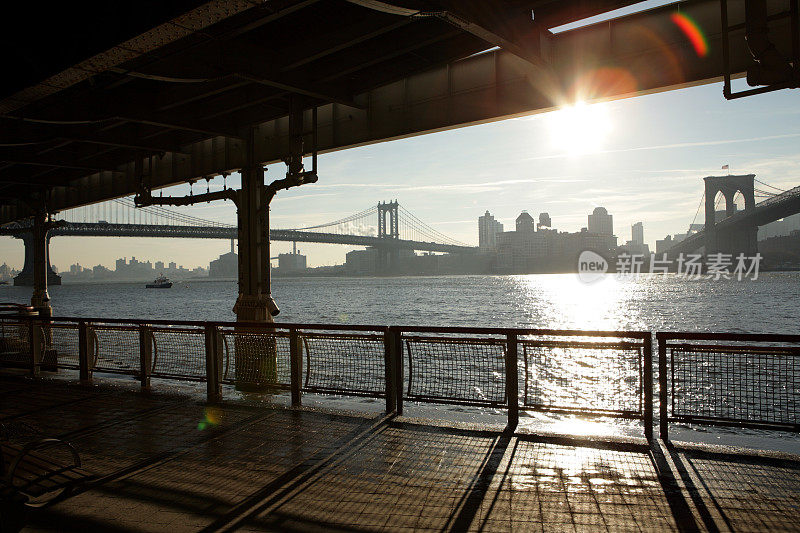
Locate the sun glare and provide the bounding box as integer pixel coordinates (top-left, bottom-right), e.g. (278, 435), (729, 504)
(547, 101), (613, 155)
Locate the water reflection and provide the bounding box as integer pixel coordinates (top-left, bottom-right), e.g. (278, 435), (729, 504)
(513, 274), (637, 330)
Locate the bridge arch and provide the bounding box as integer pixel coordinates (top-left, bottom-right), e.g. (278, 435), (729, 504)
(703, 174), (757, 255)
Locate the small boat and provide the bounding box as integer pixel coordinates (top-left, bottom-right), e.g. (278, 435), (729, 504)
(146, 274), (173, 289)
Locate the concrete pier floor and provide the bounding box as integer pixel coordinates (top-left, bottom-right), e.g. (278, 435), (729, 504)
(1, 375), (798, 532)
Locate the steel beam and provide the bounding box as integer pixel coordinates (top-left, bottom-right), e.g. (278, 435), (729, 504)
(2, 0), (796, 223)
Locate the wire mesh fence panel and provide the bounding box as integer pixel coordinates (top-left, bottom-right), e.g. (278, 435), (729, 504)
(220, 330), (291, 388)
(670, 344), (800, 427)
(44, 324), (80, 369)
(302, 333), (385, 397)
(521, 340), (643, 417)
(0, 321), (31, 367)
(91, 325), (141, 375)
(404, 336), (506, 406)
(151, 327), (207, 380)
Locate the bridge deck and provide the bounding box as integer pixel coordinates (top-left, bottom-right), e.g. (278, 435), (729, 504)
(0, 221), (477, 253)
(2, 373), (798, 532)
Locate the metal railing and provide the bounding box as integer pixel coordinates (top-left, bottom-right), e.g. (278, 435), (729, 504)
(8, 315), (795, 440)
(657, 332), (800, 439)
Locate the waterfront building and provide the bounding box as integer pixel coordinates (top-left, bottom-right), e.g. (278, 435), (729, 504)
(209, 250), (238, 278)
(278, 252), (307, 272)
(345, 248), (378, 274)
(588, 207), (614, 235)
(478, 211), (503, 251)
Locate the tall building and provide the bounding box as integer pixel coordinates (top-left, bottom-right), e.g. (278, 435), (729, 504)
(538, 212), (552, 230)
(632, 222), (644, 245)
(588, 207), (613, 235)
(478, 211), (504, 250)
(515, 211), (535, 233)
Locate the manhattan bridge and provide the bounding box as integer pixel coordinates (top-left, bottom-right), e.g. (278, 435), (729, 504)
(0, 198), (476, 285)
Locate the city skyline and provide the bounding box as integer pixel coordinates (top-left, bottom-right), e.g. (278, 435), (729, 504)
(1, 78), (799, 270)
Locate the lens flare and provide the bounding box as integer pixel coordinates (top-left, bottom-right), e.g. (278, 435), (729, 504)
(671, 12), (708, 57)
(197, 406), (222, 430)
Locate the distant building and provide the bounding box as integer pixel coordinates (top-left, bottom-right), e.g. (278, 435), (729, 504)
(497, 230), (549, 272)
(515, 211), (535, 233)
(168, 261), (177, 270)
(538, 212), (551, 230)
(155, 261), (165, 271)
(655, 234), (687, 254)
(632, 222), (644, 245)
(346, 248), (378, 274)
(478, 211), (503, 251)
(209, 251), (237, 278)
(588, 207), (613, 235)
(278, 252), (307, 271)
(759, 213), (800, 239)
(0, 263), (12, 281)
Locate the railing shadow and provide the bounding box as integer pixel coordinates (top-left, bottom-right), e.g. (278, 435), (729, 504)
(663, 440), (800, 533)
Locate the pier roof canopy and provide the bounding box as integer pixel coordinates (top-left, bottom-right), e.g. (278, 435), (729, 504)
(0, 0), (793, 222)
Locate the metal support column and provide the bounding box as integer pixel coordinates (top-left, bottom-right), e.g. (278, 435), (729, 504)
(658, 335), (669, 440)
(290, 328), (303, 406)
(233, 128), (272, 323)
(30, 320), (41, 377)
(384, 329), (397, 414)
(391, 326), (404, 416)
(643, 335), (653, 441)
(30, 212), (53, 318)
(139, 325), (152, 390)
(505, 333), (519, 429)
(78, 320), (91, 384)
(205, 324), (221, 403)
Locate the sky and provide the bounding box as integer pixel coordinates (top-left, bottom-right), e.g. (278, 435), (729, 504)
(2, 3), (800, 271)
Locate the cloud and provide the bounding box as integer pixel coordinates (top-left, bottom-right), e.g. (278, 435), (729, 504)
(522, 133), (800, 162)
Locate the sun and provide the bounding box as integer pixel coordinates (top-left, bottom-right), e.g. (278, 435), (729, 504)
(547, 101), (613, 155)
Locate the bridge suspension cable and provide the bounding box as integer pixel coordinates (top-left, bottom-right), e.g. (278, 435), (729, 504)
(754, 179), (787, 194)
(289, 205), (378, 232)
(56, 198), (471, 248)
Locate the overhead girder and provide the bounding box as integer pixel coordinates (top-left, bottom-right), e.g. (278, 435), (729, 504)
(0, 0), (797, 224)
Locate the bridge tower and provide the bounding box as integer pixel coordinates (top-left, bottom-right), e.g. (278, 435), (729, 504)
(377, 201), (399, 273)
(13, 233), (61, 288)
(704, 174), (757, 256)
(377, 201), (399, 239)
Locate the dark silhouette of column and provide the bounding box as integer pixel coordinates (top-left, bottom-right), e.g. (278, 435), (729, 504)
(30, 212), (54, 318)
(233, 131), (271, 323)
(13, 234), (61, 287)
